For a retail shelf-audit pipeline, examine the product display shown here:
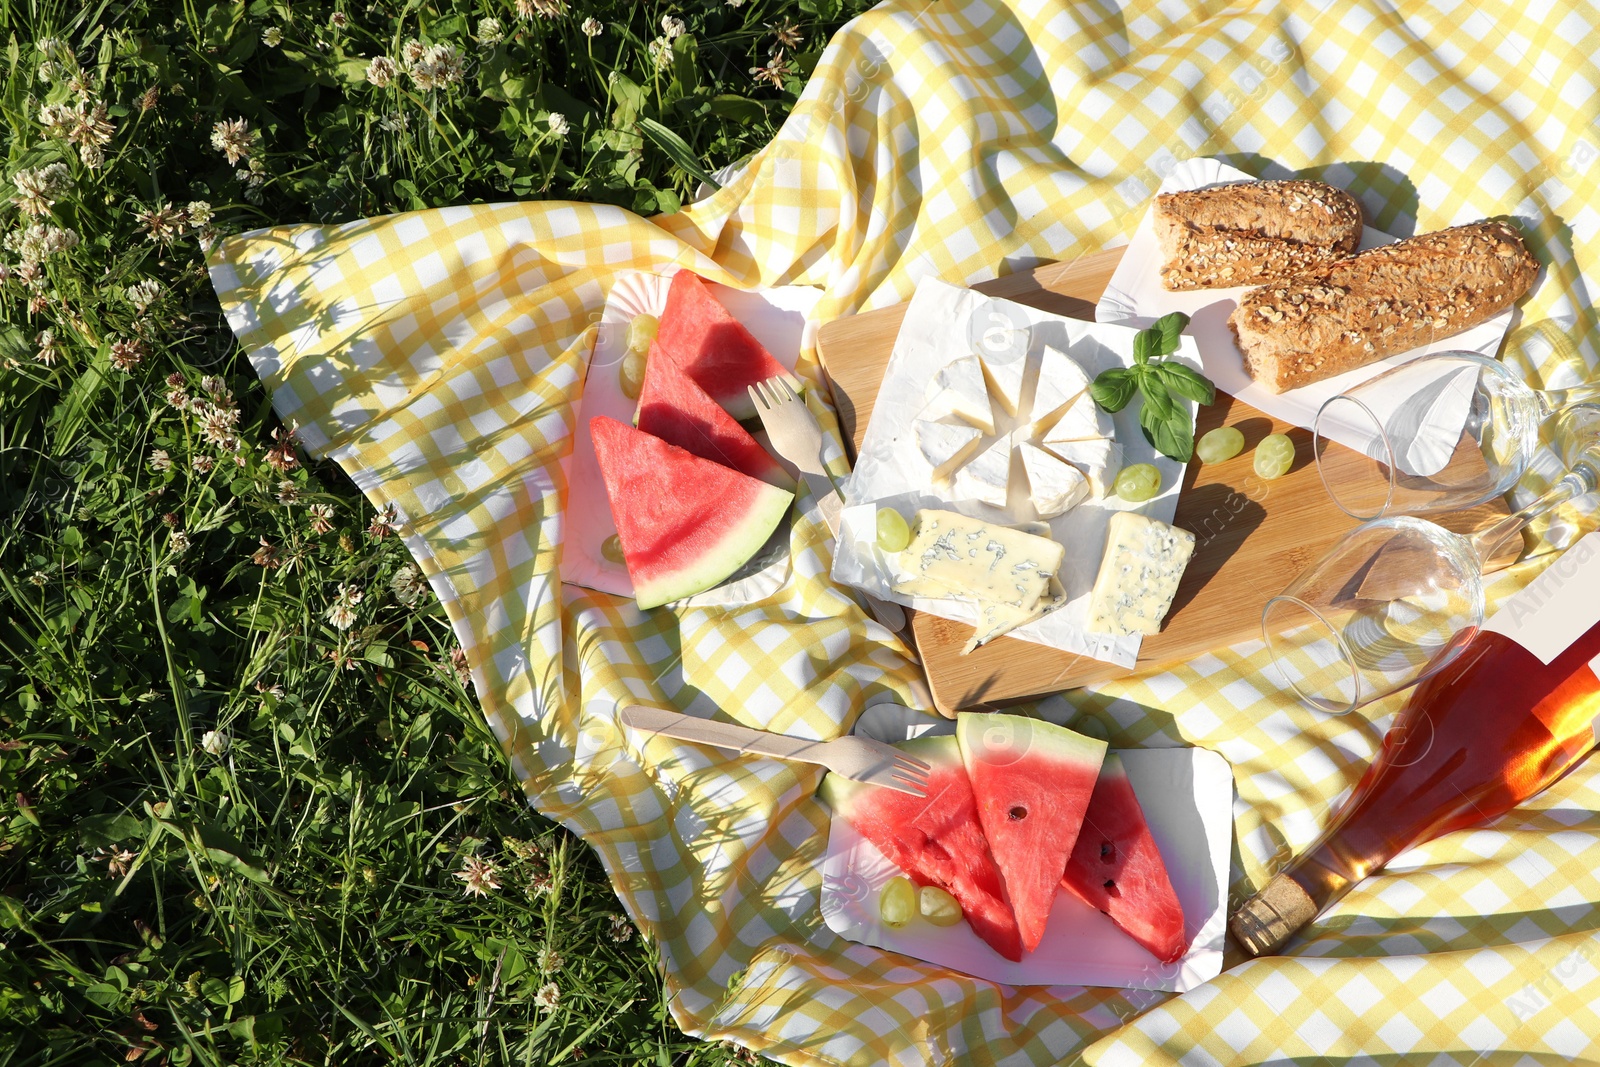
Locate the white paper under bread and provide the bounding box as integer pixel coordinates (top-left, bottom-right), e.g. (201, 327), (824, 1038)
(560, 271), (822, 605)
(834, 277), (1198, 666)
(1484, 532), (1600, 663)
(1097, 157), (1512, 476)
(820, 708), (1234, 990)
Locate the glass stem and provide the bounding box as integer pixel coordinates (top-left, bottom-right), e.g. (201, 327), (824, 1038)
(1470, 452), (1600, 566)
(1541, 383), (1600, 415)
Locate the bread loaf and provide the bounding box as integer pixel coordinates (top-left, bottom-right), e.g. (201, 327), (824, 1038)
(1227, 219), (1540, 393)
(1155, 179), (1363, 291)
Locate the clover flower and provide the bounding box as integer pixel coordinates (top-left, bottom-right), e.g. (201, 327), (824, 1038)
(210, 118), (258, 166)
(455, 855), (502, 897)
(12, 163), (72, 217)
(366, 55), (397, 87)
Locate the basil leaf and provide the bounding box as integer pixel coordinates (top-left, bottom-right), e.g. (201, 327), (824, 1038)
(1138, 373), (1177, 421)
(1090, 367), (1139, 413)
(1132, 328), (1158, 367)
(1153, 360), (1216, 405)
(1146, 410), (1195, 462)
(1152, 312), (1190, 356)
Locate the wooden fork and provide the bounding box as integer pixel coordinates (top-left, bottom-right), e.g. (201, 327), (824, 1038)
(617, 704), (931, 797)
(747, 376), (909, 634)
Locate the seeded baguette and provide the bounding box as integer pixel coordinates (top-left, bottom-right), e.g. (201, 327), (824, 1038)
(1155, 179), (1363, 291)
(1227, 219), (1539, 393)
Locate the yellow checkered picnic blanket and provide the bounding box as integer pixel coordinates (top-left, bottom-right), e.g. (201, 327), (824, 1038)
(209, 0), (1600, 1062)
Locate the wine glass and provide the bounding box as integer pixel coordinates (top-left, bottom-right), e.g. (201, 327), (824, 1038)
(1265, 404), (1600, 713)
(1313, 351), (1600, 521)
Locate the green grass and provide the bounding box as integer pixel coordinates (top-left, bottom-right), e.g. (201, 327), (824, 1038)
(0, 1), (870, 1062)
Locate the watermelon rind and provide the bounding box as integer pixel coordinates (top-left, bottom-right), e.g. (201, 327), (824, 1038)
(956, 712), (1107, 953)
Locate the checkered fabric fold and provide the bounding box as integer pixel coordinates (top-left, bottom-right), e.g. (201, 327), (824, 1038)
(211, 1), (1600, 1062)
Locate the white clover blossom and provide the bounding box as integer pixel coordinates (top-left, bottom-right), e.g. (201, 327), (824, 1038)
(456, 855), (502, 897)
(533, 982), (560, 1011)
(210, 118), (258, 166)
(366, 55), (397, 87)
(581, 17), (602, 36)
(547, 112), (569, 138)
(201, 729), (229, 755)
(408, 42), (464, 91)
(126, 278), (162, 311)
(647, 37), (673, 70)
(477, 17), (504, 45)
(185, 200), (214, 229)
(325, 583), (363, 630)
(13, 163), (72, 217)
(661, 14), (687, 39)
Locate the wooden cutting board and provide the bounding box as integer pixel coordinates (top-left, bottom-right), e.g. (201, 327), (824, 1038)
(815, 248), (1517, 714)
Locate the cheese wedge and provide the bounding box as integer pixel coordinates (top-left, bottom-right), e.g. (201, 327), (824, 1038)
(894, 508), (1063, 610)
(1026, 345), (1093, 433)
(924, 355), (995, 434)
(1041, 391), (1113, 445)
(1018, 442), (1090, 518)
(1085, 512), (1196, 636)
(915, 418), (984, 484)
(950, 434), (1013, 510)
(1040, 437), (1121, 498)
(978, 350), (1028, 418)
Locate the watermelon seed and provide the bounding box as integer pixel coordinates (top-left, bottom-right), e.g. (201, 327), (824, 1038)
(1100, 842), (1115, 861)
(1008, 805), (1027, 820)
(1103, 879), (1119, 896)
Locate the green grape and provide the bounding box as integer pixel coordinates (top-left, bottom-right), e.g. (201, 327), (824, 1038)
(1195, 426), (1245, 464)
(1253, 433), (1296, 480)
(1113, 463), (1161, 502)
(625, 313), (659, 355)
(876, 508), (911, 552)
(601, 534), (625, 564)
(618, 349), (647, 399)
(880, 876), (916, 928)
(919, 886), (963, 927)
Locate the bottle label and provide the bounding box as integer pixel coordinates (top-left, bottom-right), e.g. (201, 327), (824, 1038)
(1484, 532), (1600, 664)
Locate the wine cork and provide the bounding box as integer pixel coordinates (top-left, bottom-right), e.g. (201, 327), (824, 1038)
(1230, 873), (1317, 956)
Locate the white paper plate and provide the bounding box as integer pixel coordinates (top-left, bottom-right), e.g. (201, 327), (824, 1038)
(1096, 157), (1511, 462)
(820, 711), (1234, 991)
(560, 271), (823, 604)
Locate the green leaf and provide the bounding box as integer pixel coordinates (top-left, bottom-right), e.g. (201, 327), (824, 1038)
(636, 118), (719, 191)
(1152, 312), (1190, 355)
(1152, 361), (1216, 405)
(707, 95), (768, 123)
(1132, 328), (1158, 366)
(1142, 408), (1195, 462)
(1139, 374), (1177, 421)
(1090, 368), (1139, 412)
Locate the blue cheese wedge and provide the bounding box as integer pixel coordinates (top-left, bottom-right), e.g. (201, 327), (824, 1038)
(978, 350), (1028, 418)
(924, 354), (995, 434)
(1018, 442), (1090, 518)
(915, 418), (984, 483)
(1085, 512), (1196, 637)
(892, 508), (1064, 610)
(1040, 437), (1121, 498)
(950, 434), (1014, 510)
(1024, 345), (1093, 434)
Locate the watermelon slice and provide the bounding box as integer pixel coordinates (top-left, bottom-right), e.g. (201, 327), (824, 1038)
(956, 713), (1107, 953)
(653, 271), (798, 421)
(590, 416), (793, 609)
(635, 341), (792, 489)
(1062, 753), (1188, 963)
(820, 736), (1024, 962)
